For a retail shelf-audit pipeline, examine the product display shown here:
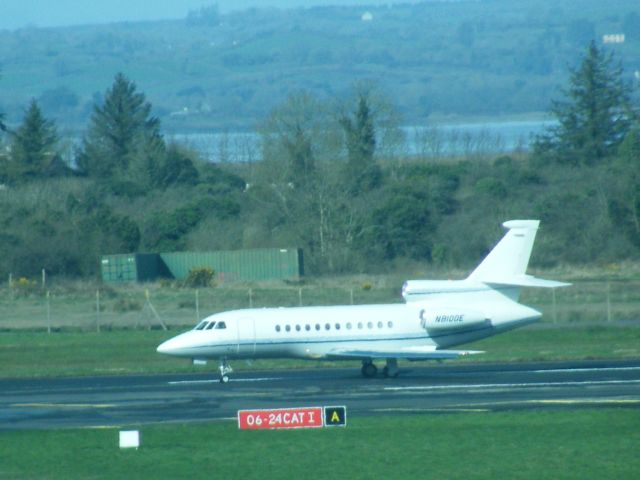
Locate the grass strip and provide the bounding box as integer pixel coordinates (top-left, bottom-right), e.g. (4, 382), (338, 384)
(0, 324), (639, 379)
(0, 408), (638, 479)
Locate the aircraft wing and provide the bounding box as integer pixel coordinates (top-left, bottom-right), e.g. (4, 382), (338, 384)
(326, 347), (484, 360)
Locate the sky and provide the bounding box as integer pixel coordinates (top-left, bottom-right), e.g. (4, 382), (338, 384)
(1, 1), (422, 30)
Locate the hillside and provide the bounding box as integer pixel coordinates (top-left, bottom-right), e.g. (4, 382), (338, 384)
(1, 0), (639, 132)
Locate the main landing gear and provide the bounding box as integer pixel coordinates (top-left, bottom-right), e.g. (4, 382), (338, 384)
(361, 359), (400, 378)
(361, 360), (377, 378)
(383, 358), (399, 378)
(218, 358), (233, 383)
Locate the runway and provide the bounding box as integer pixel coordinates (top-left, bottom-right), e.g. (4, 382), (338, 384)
(2, 359), (640, 430)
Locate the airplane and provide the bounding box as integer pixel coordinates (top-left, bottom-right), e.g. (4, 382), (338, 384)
(157, 219), (570, 382)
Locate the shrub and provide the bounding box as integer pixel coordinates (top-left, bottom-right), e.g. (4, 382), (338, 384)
(113, 298), (143, 312)
(183, 267), (216, 288)
(12, 277), (39, 296)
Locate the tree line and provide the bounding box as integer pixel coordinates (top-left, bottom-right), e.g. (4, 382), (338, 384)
(0, 41), (639, 279)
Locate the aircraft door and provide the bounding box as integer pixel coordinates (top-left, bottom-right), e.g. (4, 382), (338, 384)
(235, 316), (256, 356)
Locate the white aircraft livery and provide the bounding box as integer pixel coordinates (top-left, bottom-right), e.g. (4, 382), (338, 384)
(157, 220), (570, 382)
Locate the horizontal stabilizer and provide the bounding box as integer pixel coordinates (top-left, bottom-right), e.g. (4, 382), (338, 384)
(483, 274), (571, 289)
(327, 347), (484, 361)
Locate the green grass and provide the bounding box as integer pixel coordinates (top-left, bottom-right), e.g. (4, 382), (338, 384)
(463, 324), (640, 363)
(0, 324), (638, 379)
(0, 409), (638, 479)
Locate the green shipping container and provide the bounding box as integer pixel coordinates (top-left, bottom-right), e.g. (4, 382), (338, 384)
(160, 248), (303, 282)
(100, 253), (165, 283)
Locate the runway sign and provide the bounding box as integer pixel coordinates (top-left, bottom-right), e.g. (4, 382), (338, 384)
(238, 407), (324, 430)
(324, 406), (347, 427)
(119, 430), (140, 449)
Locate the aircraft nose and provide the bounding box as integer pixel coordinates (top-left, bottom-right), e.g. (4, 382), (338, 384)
(156, 340), (171, 355)
(157, 337), (181, 356)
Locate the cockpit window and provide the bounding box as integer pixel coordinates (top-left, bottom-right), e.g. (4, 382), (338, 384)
(206, 322), (216, 330)
(194, 321), (208, 330)
(215, 321), (227, 329)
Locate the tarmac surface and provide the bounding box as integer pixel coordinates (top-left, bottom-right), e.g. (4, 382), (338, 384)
(1, 359), (639, 430)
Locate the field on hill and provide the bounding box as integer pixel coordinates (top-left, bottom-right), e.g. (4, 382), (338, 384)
(1, 0), (639, 131)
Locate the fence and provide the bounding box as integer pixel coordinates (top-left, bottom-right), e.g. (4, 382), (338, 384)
(0, 280), (639, 332)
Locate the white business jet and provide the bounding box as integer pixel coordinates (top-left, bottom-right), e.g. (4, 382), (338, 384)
(157, 220), (569, 382)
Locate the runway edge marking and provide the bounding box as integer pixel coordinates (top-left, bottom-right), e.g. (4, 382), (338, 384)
(384, 379), (640, 391)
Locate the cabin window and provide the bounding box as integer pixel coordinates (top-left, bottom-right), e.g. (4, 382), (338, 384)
(325, 323), (331, 330)
(377, 321), (383, 329)
(357, 322), (363, 329)
(275, 325), (281, 332)
(346, 323), (352, 330)
(305, 324), (311, 331)
(367, 321), (373, 329)
(206, 322), (216, 330)
(215, 321), (226, 329)
(295, 325), (301, 332)
(388, 321), (393, 328)
(315, 324), (321, 331)
(285, 325), (291, 332)
(194, 321), (208, 330)
(335, 323), (341, 330)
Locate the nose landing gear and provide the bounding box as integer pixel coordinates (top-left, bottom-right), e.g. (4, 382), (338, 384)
(219, 358), (233, 383)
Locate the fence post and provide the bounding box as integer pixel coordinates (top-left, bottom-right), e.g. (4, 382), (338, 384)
(96, 289), (101, 333)
(46, 290), (51, 334)
(552, 288), (557, 324)
(195, 289), (200, 321)
(145, 289), (167, 331)
(606, 281), (612, 323)
(248, 288), (253, 308)
(350, 288), (354, 305)
(298, 287), (303, 306)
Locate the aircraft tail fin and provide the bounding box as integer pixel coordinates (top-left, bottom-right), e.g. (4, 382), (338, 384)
(467, 220), (570, 288)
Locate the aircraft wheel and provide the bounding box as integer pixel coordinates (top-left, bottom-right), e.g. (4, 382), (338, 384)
(383, 366), (399, 378)
(220, 375), (230, 384)
(361, 362), (377, 378)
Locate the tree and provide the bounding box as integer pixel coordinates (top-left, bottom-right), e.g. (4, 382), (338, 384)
(259, 92), (333, 188)
(340, 92), (381, 193)
(77, 73), (161, 179)
(608, 127), (640, 246)
(186, 5), (220, 27)
(368, 180), (434, 261)
(5, 99), (66, 182)
(534, 41), (636, 165)
(155, 144), (200, 187)
(256, 92), (373, 273)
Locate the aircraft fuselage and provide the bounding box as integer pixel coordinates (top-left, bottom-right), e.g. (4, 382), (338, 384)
(156, 295), (541, 361)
